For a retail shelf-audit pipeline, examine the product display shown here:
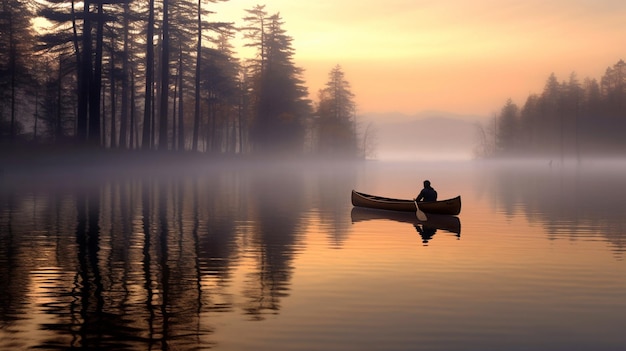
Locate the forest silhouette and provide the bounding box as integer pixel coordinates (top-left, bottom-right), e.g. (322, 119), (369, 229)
(479, 60), (626, 160)
(2, 1), (626, 165)
(0, 2), (360, 164)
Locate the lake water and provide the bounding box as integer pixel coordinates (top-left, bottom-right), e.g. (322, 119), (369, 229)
(1, 159), (625, 350)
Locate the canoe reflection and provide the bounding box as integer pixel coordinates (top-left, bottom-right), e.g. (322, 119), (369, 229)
(350, 207), (461, 244)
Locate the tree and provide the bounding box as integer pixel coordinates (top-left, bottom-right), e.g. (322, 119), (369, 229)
(242, 5), (267, 77)
(242, 9), (311, 154)
(156, 0), (171, 150)
(519, 94), (540, 153)
(141, 0), (155, 150)
(117, 0), (134, 149)
(316, 65), (357, 157)
(564, 72), (583, 161)
(0, 0), (36, 143)
(360, 122), (377, 159)
(580, 77), (603, 152)
(38, 0), (84, 142)
(213, 31), (240, 153)
(190, 0), (230, 152)
(197, 32), (239, 153)
(601, 59), (626, 114)
(39, 0), (126, 147)
(496, 98), (519, 155)
(538, 73), (562, 154)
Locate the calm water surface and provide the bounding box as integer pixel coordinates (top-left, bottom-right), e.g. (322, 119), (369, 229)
(1, 160), (625, 350)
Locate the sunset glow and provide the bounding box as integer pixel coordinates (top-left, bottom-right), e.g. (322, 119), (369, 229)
(213, 0), (626, 116)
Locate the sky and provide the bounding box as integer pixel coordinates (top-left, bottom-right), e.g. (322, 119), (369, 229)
(211, 0), (626, 118)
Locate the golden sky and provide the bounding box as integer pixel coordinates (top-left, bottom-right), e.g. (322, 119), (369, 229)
(213, 0), (626, 117)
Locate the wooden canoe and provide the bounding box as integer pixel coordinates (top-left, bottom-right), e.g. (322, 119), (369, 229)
(351, 190), (461, 215)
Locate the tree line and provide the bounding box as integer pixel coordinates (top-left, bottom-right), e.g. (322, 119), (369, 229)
(479, 60), (626, 159)
(0, 1), (362, 158)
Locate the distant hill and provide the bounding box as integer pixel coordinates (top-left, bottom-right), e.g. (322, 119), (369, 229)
(358, 111), (485, 161)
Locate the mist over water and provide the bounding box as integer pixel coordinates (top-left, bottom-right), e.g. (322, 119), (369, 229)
(1, 158), (625, 350)
(361, 113), (480, 162)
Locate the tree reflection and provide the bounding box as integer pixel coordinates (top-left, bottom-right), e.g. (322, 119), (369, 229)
(316, 164), (355, 247)
(73, 185), (105, 348)
(486, 163), (626, 257)
(0, 191), (19, 328)
(241, 169), (305, 320)
(0, 164), (347, 348)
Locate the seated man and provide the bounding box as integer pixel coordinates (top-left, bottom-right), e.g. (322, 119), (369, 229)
(416, 180), (437, 202)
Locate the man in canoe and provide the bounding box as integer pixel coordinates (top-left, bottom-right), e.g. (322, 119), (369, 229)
(415, 180), (437, 202)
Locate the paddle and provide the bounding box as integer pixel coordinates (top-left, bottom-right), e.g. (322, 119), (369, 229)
(414, 200), (428, 221)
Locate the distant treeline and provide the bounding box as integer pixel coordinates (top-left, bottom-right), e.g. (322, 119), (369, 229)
(478, 60), (626, 159)
(0, 2), (363, 158)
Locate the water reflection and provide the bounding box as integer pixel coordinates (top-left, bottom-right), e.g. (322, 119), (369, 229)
(2, 161), (625, 350)
(242, 169), (305, 320)
(350, 207), (461, 245)
(483, 162), (626, 257)
(0, 166), (344, 349)
(313, 165), (356, 246)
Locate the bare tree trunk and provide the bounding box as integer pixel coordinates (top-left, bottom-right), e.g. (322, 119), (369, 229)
(101, 80), (106, 145)
(171, 64), (178, 149)
(238, 79), (245, 153)
(9, 27), (16, 142)
(177, 45), (185, 151)
(130, 61), (136, 149)
(119, 1), (130, 149)
(56, 57), (63, 142)
(192, 0), (202, 152)
(142, 0), (155, 150)
(158, 0), (170, 151)
(77, 0), (91, 143)
(34, 90), (39, 142)
(110, 36), (117, 148)
(88, 2), (104, 147)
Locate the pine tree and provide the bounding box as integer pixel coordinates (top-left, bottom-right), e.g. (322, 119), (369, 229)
(0, 0), (36, 142)
(316, 65), (357, 157)
(496, 99), (519, 155)
(243, 9), (311, 154)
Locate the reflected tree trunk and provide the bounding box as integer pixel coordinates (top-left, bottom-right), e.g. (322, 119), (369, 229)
(74, 186), (104, 347)
(141, 180), (156, 343)
(158, 182), (170, 348)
